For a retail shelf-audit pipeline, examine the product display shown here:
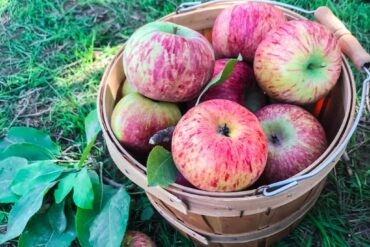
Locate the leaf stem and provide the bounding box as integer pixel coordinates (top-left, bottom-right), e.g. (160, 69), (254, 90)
(77, 134), (97, 169)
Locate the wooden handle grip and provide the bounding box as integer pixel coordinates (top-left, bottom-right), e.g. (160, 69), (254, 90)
(314, 6), (370, 72)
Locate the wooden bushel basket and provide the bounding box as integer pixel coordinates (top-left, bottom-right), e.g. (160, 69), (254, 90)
(97, 1), (370, 246)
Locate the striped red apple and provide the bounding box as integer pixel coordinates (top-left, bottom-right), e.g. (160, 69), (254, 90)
(111, 93), (181, 152)
(212, 2), (287, 62)
(254, 20), (342, 104)
(123, 21), (215, 102)
(256, 104), (327, 183)
(172, 99), (268, 192)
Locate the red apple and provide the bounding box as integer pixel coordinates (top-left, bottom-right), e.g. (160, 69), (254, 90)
(254, 20), (342, 104)
(123, 21), (215, 102)
(201, 59), (254, 104)
(172, 99), (268, 192)
(212, 2), (286, 62)
(256, 104), (327, 183)
(111, 93), (181, 152)
(121, 231), (156, 247)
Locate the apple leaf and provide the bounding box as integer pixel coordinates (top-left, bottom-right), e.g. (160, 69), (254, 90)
(76, 184), (117, 247)
(11, 160), (65, 196)
(0, 182), (55, 244)
(54, 172), (77, 204)
(18, 205), (76, 247)
(147, 146), (178, 188)
(0, 211), (6, 223)
(0, 157), (28, 203)
(73, 167), (94, 209)
(48, 200), (67, 234)
(78, 109), (101, 169)
(0, 143), (55, 161)
(89, 187), (130, 247)
(1, 127), (61, 156)
(195, 54), (243, 105)
(85, 109), (101, 144)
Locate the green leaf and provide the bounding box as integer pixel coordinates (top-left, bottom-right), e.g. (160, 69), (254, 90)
(76, 184), (117, 247)
(54, 172), (77, 204)
(73, 167), (94, 209)
(11, 160), (64, 196)
(140, 206), (154, 221)
(0, 143), (55, 161)
(147, 146), (178, 188)
(0, 157), (28, 203)
(195, 54), (243, 105)
(48, 200), (67, 234)
(89, 187), (130, 247)
(3, 127), (60, 156)
(88, 169), (100, 184)
(0, 182), (55, 244)
(0, 212), (6, 223)
(18, 205), (76, 247)
(85, 109), (101, 144)
(78, 135), (97, 169)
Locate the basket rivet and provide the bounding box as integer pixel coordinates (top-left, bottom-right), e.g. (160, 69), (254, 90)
(265, 207), (272, 216)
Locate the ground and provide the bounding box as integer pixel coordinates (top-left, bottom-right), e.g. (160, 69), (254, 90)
(0, 0), (369, 246)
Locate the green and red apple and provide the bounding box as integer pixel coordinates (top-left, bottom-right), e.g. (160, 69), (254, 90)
(172, 99), (268, 192)
(121, 231), (156, 247)
(111, 93), (181, 152)
(122, 79), (137, 96)
(256, 104), (327, 183)
(254, 20), (342, 104)
(123, 21), (215, 102)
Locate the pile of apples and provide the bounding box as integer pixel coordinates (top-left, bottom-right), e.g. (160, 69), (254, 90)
(111, 3), (342, 192)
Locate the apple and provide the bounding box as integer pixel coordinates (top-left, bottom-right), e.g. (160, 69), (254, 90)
(201, 59), (254, 105)
(255, 104), (327, 183)
(111, 93), (181, 152)
(254, 20), (342, 104)
(123, 21), (215, 102)
(121, 231), (156, 247)
(212, 2), (286, 62)
(122, 79), (137, 96)
(172, 99), (268, 192)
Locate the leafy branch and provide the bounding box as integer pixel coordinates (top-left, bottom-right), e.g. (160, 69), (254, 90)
(0, 109), (131, 247)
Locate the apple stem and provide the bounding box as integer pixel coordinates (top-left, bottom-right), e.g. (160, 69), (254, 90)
(308, 63), (326, 70)
(172, 26), (178, 35)
(149, 126), (175, 145)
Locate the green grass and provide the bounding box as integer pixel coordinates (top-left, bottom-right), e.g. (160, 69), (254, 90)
(0, 0), (369, 246)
